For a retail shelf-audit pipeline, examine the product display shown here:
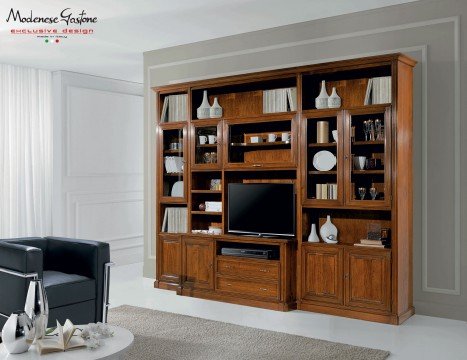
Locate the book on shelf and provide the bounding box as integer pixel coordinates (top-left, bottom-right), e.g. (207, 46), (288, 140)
(263, 87), (297, 113)
(315, 183), (337, 200)
(161, 207), (188, 233)
(36, 319), (85, 355)
(161, 94), (188, 122)
(363, 76), (391, 105)
(354, 239), (390, 248)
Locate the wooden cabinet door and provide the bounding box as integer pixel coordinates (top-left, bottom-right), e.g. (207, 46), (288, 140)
(345, 249), (391, 312)
(344, 106), (392, 209)
(182, 237), (214, 290)
(159, 234), (181, 284)
(302, 245), (343, 305)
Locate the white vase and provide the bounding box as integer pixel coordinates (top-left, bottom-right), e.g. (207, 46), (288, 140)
(209, 97), (223, 118)
(197, 90), (211, 119)
(307, 223), (320, 243)
(315, 80), (329, 109)
(320, 215), (338, 243)
(2, 311), (33, 354)
(328, 87), (341, 108)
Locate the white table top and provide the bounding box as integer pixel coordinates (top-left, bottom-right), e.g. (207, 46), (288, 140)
(0, 325), (133, 360)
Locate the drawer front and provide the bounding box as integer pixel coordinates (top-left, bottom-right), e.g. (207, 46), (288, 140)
(217, 258), (279, 280)
(217, 276), (279, 299)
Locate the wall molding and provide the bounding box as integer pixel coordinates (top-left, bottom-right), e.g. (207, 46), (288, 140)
(65, 85), (144, 177)
(66, 190), (143, 238)
(146, 16), (462, 295)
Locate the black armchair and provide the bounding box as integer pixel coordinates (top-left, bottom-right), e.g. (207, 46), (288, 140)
(0, 237), (112, 330)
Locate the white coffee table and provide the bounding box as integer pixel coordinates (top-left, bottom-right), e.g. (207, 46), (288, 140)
(0, 325), (133, 360)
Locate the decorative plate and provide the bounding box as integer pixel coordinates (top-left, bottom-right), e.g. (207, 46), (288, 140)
(313, 150), (336, 171)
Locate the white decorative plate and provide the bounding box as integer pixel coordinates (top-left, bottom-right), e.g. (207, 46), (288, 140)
(171, 181), (184, 197)
(313, 151), (336, 171)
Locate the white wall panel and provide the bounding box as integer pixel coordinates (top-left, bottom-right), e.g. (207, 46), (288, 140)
(53, 72), (143, 265)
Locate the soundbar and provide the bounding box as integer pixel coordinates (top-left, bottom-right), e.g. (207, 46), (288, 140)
(221, 247), (277, 259)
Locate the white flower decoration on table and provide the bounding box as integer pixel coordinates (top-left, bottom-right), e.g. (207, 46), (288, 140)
(80, 322), (114, 349)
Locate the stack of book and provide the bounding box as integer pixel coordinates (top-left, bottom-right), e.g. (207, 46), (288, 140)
(354, 239), (390, 248)
(316, 183), (337, 200)
(161, 94), (188, 122)
(364, 76), (392, 105)
(161, 207), (188, 233)
(263, 87), (297, 113)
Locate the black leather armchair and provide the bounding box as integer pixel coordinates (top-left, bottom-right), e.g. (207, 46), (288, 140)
(0, 237), (112, 330)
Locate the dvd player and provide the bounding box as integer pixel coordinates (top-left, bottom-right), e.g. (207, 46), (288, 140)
(221, 247), (276, 259)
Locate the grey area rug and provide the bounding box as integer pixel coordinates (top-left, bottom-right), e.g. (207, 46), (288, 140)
(108, 305), (389, 360)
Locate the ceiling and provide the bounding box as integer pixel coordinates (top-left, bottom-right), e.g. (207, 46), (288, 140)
(0, 0), (418, 83)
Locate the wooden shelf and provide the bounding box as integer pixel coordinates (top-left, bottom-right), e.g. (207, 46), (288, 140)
(303, 104), (391, 117)
(351, 170), (384, 175)
(230, 141), (290, 148)
(164, 149), (184, 154)
(308, 171), (337, 175)
(164, 173), (184, 177)
(352, 140), (384, 146)
(191, 190), (222, 194)
(308, 143), (337, 148)
(191, 211), (222, 215)
(192, 111), (296, 123)
(196, 144), (217, 148)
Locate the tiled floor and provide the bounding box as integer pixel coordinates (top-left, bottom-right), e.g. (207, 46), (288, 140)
(110, 263), (467, 359)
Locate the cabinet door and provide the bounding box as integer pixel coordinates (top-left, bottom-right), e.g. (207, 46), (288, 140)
(159, 124), (188, 202)
(301, 111), (344, 207)
(345, 249), (391, 312)
(191, 120), (222, 169)
(182, 237), (214, 290)
(301, 245), (343, 305)
(159, 234), (181, 284)
(344, 106), (391, 209)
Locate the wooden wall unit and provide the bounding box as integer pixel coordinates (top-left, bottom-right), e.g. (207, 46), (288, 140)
(153, 53), (416, 324)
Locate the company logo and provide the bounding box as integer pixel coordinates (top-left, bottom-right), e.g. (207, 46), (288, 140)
(6, 8), (97, 43)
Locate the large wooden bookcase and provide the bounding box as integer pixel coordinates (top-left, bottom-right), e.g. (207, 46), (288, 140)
(153, 53), (416, 324)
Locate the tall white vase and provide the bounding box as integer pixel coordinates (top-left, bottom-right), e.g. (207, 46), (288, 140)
(328, 87), (341, 108)
(209, 97), (223, 118)
(24, 279), (49, 341)
(315, 80), (329, 109)
(320, 215), (338, 243)
(197, 90), (211, 119)
(307, 224), (320, 243)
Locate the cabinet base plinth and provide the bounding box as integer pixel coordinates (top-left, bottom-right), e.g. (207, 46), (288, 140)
(298, 301), (414, 325)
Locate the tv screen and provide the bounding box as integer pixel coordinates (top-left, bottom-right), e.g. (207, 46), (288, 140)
(228, 183), (295, 237)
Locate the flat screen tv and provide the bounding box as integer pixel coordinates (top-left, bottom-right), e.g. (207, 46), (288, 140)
(228, 183), (295, 237)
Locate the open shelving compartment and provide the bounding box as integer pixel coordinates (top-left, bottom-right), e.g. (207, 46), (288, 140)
(225, 116), (297, 168)
(301, 63), (392, 111)
(191, 76), (297, 120)
(190, 170), (224, 234)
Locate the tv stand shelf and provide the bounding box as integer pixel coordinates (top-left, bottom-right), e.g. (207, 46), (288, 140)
(154, 53), (415, 324)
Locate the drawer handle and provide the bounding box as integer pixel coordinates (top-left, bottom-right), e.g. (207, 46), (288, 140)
(259, 269), (269, 273)
(259, 287), (268, 291)
(252, 164), (262, 167)
(224, 265), (232, 269)
(226, 283), (232, 286)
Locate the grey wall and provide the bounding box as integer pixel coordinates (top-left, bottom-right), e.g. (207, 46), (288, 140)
(143, 0), (466, 321)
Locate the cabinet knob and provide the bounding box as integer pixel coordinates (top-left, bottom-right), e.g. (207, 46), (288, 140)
(344, 155), (349, 160)
(259, 269), (268, 273)
(259, 287), (268, 291)
(227, 283), (232, 286)
(345, 273), (349, 279)
(209, 263), (213, 268)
